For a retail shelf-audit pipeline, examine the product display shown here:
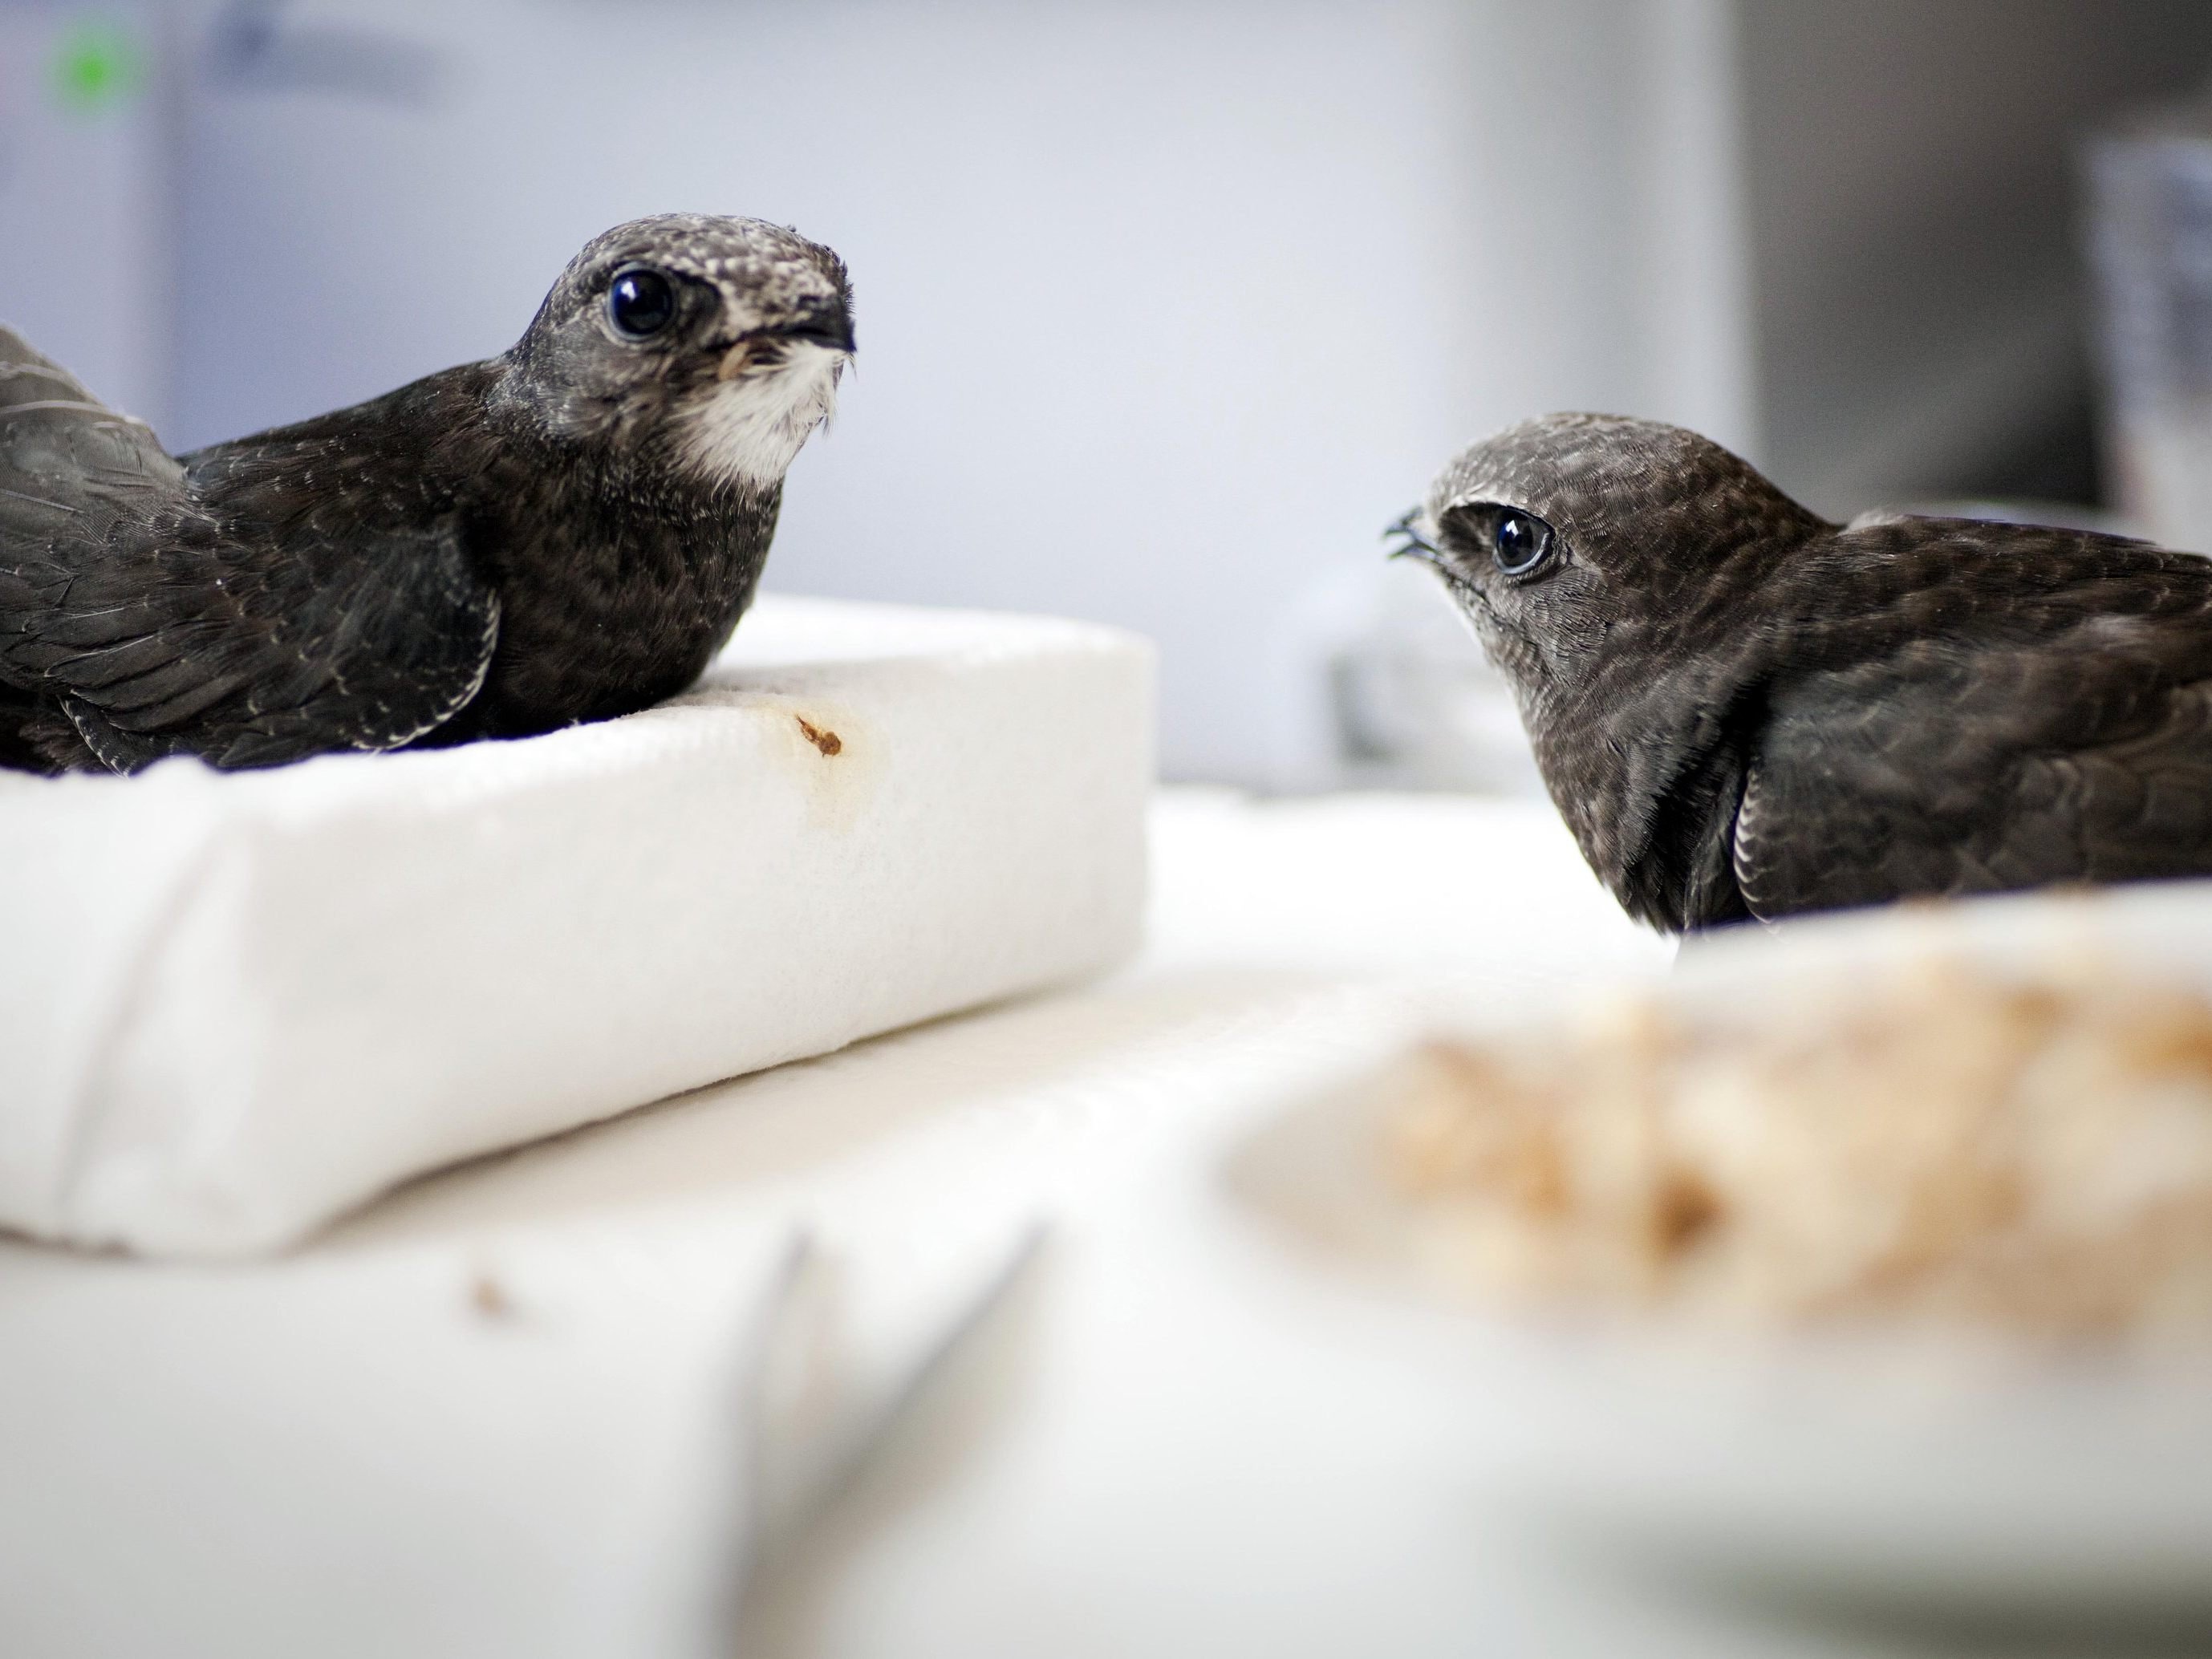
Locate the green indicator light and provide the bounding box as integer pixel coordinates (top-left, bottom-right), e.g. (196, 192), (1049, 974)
(53, 20), (144, 113)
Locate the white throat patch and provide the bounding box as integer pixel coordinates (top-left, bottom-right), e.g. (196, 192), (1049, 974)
(675, 341), (844, 492)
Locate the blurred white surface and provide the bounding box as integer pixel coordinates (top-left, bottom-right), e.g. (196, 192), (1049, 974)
(0, 1156), (1044, 1659)
(731, 805), (2212, 1659)
(22, 791), (2194, 1653)
(1, 787), (1677, 1657)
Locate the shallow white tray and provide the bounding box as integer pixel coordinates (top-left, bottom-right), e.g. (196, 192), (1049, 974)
(1228, 884), (2212, 1622)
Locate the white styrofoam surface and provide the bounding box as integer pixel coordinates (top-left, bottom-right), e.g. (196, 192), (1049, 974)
(0, 595), (1151, 1256)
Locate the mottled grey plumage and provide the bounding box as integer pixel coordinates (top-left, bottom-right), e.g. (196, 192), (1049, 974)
(1403, 412), (2212, 932)
(0, 212), (852, 774)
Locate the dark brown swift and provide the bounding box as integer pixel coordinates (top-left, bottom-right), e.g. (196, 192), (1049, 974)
(0, 213), (852, 774)
(1402, 413), (2212, 931)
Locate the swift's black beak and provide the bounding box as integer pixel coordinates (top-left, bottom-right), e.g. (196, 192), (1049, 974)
(1384, 506), (1438, 564)
(770, 302), (856, 355)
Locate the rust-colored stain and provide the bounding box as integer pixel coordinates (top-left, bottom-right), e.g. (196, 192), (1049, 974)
(796, 716), (843, 756)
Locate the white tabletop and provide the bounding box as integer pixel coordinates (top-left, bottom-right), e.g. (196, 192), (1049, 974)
(721, 793), (2198, 1659)
(20, 789), (2177, 1657)
(347, 785), (1687, 1657)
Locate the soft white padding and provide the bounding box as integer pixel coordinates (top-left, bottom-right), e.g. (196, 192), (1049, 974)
(0, 597), (1151, 1256)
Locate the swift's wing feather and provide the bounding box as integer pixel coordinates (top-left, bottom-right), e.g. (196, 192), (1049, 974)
(1735, 609), (2212, 919)
(0, 326), (497, 772)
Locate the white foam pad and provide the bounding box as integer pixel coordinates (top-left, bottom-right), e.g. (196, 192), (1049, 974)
(0, 597), (1151, 1256)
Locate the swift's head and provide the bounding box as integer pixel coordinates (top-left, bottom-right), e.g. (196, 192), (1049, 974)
(1396, 413), (1824, 710)
(506, 213), (854, 493)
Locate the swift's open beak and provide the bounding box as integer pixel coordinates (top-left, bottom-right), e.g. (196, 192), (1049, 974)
(1384, 505), (1439, 564)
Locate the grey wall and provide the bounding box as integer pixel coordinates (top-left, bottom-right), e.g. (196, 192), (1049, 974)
(16, 2), (2212, 784)
(0, 4), (169, 428)
(161, 0), (1727, 784)
(1735, 0), (2212, 517)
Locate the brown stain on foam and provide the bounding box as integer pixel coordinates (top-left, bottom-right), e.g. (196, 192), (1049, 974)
(765, 697), (879, 832)
(795, 716), (843, 756)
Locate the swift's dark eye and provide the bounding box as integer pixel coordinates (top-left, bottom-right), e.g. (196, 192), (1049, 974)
(1492, 509), (1554, 577)
(607, 268), (676, 339)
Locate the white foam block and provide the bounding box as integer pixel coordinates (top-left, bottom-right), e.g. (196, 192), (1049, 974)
(0, 597), (1152, 1257)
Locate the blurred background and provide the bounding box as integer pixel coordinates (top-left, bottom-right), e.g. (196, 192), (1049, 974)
(6, 0), (2212, 789)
